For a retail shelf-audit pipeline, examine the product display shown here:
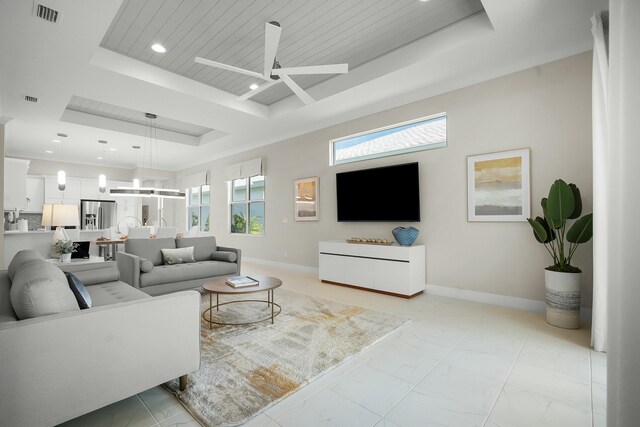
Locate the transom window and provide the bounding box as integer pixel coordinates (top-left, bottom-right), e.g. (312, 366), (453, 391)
(230, 175), (264, 235)
(187, 185), (210, 231)
(330, 113), (447, 165)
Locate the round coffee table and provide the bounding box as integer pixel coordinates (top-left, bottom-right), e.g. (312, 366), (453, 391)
(201, 275), (282, 328)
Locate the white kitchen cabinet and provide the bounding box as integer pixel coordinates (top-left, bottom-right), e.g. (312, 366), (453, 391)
(4, 158), (30, 210)
(318, 240), (425, 298)
(80, 179), (101, 200)
(44, 197), (81, 207)
(25, 177), (45, 212)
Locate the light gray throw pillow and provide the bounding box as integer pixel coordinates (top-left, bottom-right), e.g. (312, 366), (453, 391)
(161, 247), (195, 265)
(8, 249), (44, 282)
(10, 260), (80, 320)
(211, 251), (237, 263)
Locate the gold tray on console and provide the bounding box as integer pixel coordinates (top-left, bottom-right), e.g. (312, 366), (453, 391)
(346, 239), (393, 245)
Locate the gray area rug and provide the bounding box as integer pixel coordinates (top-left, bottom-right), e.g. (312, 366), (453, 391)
(165, 288), (408, 426)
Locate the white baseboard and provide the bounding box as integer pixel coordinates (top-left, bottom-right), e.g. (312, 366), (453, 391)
(425, 283), (592, 322)
(239, 258), (592, 322)
(243, 257), (319, 275)
(426, 284), (546, 312)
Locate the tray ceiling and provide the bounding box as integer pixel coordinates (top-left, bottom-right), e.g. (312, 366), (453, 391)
(66, 96), (213, 137)
(0, 0), (599, 170)
(100, 0), (484, 106)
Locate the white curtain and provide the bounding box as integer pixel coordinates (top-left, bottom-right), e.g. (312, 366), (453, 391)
(181, 171), (208, 189)
(591, 13), (608, 352)
(224, 158), (264, 181)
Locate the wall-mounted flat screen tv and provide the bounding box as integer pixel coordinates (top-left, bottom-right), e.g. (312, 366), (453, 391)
(336, 162), (420, 222)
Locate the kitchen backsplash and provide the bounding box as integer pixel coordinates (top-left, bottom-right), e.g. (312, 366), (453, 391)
(4, 212), (43, 230)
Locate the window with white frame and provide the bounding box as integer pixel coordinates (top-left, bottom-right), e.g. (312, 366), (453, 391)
(230, 175), (264, 235)
(187, 185), (210, 232)
(330, 113), (447, 165)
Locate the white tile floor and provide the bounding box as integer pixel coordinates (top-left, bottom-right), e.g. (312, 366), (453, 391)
(59, 262), (607, 427)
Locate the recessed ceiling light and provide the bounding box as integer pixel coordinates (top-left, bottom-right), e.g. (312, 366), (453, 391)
(98, 139), (108, 144)
(250, 83), (259, 90)
(52, 139), (61, 143)
(45, 150), (53, 154)
(151, 43), (166, 53)
(109, 148), (117, 151)
(56, 133), (68, 138)
(132, 145), (141, 149)
(97, 156), (103, 160)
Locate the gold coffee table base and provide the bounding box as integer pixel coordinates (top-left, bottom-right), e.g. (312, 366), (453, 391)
(201, 276), (283, 328)
(202, 298), (282, 326)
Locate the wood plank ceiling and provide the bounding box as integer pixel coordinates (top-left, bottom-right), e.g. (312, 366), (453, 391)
(100, 0), (484, 105)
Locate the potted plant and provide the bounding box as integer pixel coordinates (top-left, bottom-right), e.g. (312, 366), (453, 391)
(527, 179), (593, 329)
(53, 239), (78, 263)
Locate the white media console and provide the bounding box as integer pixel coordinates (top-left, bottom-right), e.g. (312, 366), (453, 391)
(318, 240), (425, 298)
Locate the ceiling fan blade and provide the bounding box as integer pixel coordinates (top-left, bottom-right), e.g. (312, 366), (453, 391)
(280, 74), (314, 105)
(264, 22), (282, 78)
(271, 64), (349, 76)
(194, 57), (267, 80)
(237, 79), (283, 101)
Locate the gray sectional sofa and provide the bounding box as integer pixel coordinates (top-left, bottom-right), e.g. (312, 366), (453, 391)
(117, 235), (241, 296)
(0, 250), (200, 427)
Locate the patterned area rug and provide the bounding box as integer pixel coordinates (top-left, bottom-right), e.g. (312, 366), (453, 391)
(165, 288), (408, 426)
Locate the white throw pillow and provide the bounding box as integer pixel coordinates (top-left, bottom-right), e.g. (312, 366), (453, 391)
(161, 246), (195, 265)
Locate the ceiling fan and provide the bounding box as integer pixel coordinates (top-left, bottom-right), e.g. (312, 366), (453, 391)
(194, 21), (349, 105)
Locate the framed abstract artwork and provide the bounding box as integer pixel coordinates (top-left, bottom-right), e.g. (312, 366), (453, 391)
(294, 177), (319, 221)
(467, 148), (530, 222)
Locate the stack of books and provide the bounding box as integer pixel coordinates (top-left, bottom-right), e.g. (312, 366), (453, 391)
(225, 275), (259, 288)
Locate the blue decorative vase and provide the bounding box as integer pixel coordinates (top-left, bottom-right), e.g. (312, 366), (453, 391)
(392, 226), (419, 246)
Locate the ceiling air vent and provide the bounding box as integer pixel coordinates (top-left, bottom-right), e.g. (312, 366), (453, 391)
(34, 3), (60, 23)
(24, 95), (38, 103)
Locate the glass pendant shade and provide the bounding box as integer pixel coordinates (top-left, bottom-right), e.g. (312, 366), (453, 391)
(57, 170), (66, 191)
(98, 174), (107, 193)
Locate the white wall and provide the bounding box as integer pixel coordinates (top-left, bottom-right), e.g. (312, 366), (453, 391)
(176, 52), (593, 305)
(607, 0), (640, 425)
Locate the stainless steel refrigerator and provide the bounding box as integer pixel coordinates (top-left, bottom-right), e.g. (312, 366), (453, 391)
(80, 199), (117, 230)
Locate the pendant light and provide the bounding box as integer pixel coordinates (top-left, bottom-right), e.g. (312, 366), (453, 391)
(132, 145), (141, 188)
(57, 170), (66, 191)
(56, 133), (67, 191)
(98, 174), (107, 193)
(110, 113), (185, 199)
(97, 140), (108, 193)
